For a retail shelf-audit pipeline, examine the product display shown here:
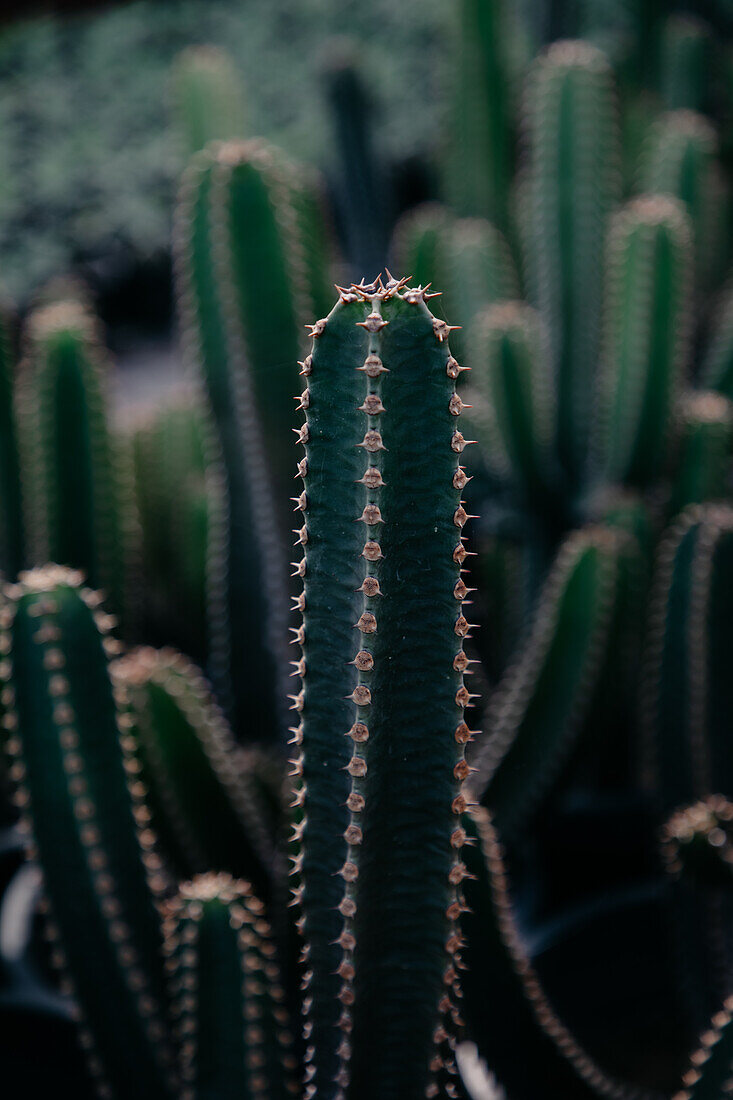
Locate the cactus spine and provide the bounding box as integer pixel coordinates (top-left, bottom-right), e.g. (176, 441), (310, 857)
(1, 567), (175, 1098)
(523, 40), (619, 485)
(292, 278), (474, 1099)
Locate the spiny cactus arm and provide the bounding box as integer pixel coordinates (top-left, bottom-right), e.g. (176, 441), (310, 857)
(462, 807), (654, 1100)
(523, 40), (619, 485)
(469, 527), (621, 839)
(669, 392), (733, 515)
(659, 15), (712, 114)
(640, 111), (727, 293)
(164, 874), (298, 1100)
(112, 647), (283, 900)
(445, 0), (514, 227)
(291, 294), (370, 1097)
(596, 196), (692, 489)
(469, 300), (557, 506)
(641, 505), (733, 809)
(1, 566), (176, 1098)
(288, 165), (337, 323)
(336, 287), (473, 1100)
(701, 282), (733, 398)
(175, 145), (289, 743)
(165, 875), (297, 1099)
(170, 45), (246, 156)
(661, 797), (733, 890)
(18, 302), (126, 619)
(0, 302), (24, 577)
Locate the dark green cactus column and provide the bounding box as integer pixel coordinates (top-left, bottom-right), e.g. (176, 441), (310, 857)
(112, 646), (283, 900)
(701, 283), (733, 398)
(164, 873), (297, 1100)
(170, 45), (246, 156)
(0, 302), (24, 578)
(669, 392), (733, 515)
(1, 566), (175, 1098)
(18, 301), (127, 621)
(469, 526), (622, 838)
(444, 0), (514, 227)
(596, 196), (692, 489)
(292, 279), (474, 1099)
(659, 15), (712, 113)
(523, 40), (619, 486)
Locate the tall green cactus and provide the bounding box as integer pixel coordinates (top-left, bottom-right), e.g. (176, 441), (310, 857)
(18, 301), (127, 622)
(170, 46), (247, 157)
(445, 0), (514, 227)
(0, 301), (24, 579)
(701, 281), (733, 398)
(523, 39), (619, 485)
(0, 566), (175, 1098)
(469, 526), (622, 838)
(175, 140), (306, 741)
(391, 205), (518, 362)
(596, 195), (692, 488)
(640, 111), (727, 293)
(643, 504), (733, 809)
(291, 278), (472, 1099)
(163, 873), (297, 1099)
(659, 15), (713, 114)
(111, 647), (283, 899)
(469, 300), (557, 507)
(669, 392), (733, 515)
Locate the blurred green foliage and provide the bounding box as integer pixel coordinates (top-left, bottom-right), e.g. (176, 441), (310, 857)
(0, 0), (446, 302)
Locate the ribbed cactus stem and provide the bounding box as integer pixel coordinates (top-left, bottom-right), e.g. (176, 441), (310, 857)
(643, 504), (733, 810)
(469, 526), (622, 838)
(597, 195), (692, 488)
(470, 300), (556, 505)
(19, 301), (127, 620)
(670, 391), (733, 515)
(659, 15), (712, 113)
(164, 873), (297, 1100)
(111, 646), (283, 900)
(523, 39), (619, 484)
(170, 45), (246, 156)
(391, 205), (517, 362)
(640, 110), (725, 292)
(701, 282), (733, 398)
(0, 566), (175, 1098)
(445, 0), (513, 226)
(0, 302), (24, 577)
(292, 278), (475, 1099)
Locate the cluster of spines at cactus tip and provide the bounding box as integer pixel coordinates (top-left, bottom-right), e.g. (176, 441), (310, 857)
(163, 872), (297, 1100)
(0, 565), (174, 1099)
(289, 274), (478, 1099)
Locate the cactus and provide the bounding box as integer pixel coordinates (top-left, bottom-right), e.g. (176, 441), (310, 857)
(111, 647), (283, 899)
(292, 278), (472, 1099)
(701, 281), (733, 398)
(163, 873), (296, 1099)
(661, 797), (733, 889)
(640, 111), (727, 293)
(0, 302), (23, 579)
(171, 46), (247, 157)
(444, 0), (514, 227)
(469, 300), (557, 508)
(129, 400), (210, 663)
(0, 566), (175, 1098)
(17, 302), (128, 622)
(392, 205), (518, 362)
(469, 526), (622, 838)
(674, 995), (733, 1100)
(523, 40), (619, 484)
(659, 16), (712, 116)
(595, 195), (692, 488)
(669, 392), (733, 515)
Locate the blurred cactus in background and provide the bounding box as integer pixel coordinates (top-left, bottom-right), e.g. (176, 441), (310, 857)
(4, 2), (733, 1099)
